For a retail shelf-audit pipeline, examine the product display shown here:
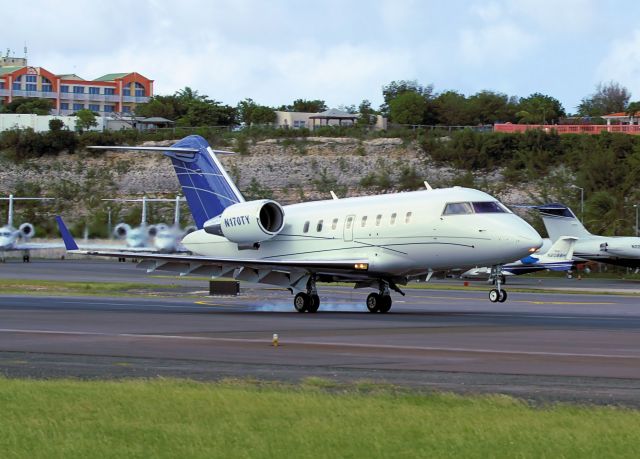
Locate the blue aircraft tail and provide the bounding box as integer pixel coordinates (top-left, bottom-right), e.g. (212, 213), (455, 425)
(163, 136), (244, 228)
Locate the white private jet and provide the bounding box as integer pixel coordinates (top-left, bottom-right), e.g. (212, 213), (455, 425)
(56, 135), (542, 312)
(153, 195), (196, 253)
(0, 194), (62, 262)
(534, 203), (640, 268)
(462, 236), (577, 280)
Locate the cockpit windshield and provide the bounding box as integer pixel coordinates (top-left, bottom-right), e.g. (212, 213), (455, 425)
(443, 201), (510, 215)
(0, 231), (11, 237)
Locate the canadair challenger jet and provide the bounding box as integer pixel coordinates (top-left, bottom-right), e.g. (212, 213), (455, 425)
(57, 135), (542, 312)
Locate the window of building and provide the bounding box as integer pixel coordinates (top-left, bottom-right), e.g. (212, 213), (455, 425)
(123, 88), (131, 96)
(60, 103), (69, 110)
(89, 87), (100, 95)
(73, 86), (85, 94)
(122, 106), (131, 113)
(25, 74), (37, 83)
(103, 105), (115, 112)
(134, 82), (145, 97)
(390, 213), (397, 225)
(104, 88), (115, 95)
(73, 103), (84, 111)
(14, 75), (22, 81)
(42, 84), (52, 92)
(89, 104), (100, 112)
(331, 218), (339, 230)
(405, 211), (413, 223)
(293, 120), (306, 128)
(60, 85), (69, 93)
(316, 220), (323, 232)
(303, 221), (310, 233)
(12, 82), (21, 90)
(376, 214), (382, 226)
(25, 84), (37, 91)
(361, 216), (368, 227)
(0, 82), (4, 89)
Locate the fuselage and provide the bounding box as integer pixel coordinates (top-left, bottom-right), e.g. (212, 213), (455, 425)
(182, 187), (542, 277)
(0, 225), (18, 251)
(574, 236), (640, 267)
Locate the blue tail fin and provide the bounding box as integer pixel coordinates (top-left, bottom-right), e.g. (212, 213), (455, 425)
(55, 216), (79, 250)
(164, 136), (244, 228)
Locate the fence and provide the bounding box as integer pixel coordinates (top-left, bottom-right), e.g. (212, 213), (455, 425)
(494, 123), (640, 135)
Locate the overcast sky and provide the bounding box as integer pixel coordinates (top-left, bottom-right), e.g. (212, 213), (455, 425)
(4, 0), (640, 113)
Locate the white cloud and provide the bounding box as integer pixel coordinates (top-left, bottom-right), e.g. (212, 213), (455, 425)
(596, 29), (640, 99)
(458, 22), (536, 65)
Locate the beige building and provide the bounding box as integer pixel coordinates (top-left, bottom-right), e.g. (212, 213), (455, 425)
(274, 108), (387, 130)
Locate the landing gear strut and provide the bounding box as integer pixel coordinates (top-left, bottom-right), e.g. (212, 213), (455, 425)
(293, 276), (320, 313)
(488, 265), (507, 303)
(22, 251), (30, 263)
(366, 281), (393, 313)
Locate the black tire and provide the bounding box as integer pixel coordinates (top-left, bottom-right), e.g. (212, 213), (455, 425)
(498, 290), (508, 303)
(307, 294), (320, 313)
(379, 295), (392, 313)
(489, 289), (499, 303)
(294, 292), (309, 312)
(366, 292), (381, 312)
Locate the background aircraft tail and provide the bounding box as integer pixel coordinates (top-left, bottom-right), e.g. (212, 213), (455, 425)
(534, 203), (591, 241)
(538, 236), (577, 264)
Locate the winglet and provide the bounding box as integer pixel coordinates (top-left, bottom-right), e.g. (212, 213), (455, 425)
(55, 216), (79, 250)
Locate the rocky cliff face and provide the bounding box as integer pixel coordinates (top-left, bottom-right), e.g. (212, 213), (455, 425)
(0, 137), (521, 205)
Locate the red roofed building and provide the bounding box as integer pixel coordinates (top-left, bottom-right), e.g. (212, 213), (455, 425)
(0, 57), (152, 116)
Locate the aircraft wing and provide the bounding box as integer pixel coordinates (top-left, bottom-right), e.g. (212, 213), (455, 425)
(56, 217), (370, 285)
(76, 242), (190, 254)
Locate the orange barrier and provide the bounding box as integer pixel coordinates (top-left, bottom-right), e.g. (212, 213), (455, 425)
(494, 123), (640, 135)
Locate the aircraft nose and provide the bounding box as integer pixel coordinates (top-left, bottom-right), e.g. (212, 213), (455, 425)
(512, 221), (543, 254)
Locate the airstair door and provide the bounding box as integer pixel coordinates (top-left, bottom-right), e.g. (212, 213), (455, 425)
(343, 215), (355, 242)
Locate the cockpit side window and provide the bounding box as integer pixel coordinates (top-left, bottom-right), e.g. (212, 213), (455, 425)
(472, 201), (509, 213)
(443, 202), (474, 215)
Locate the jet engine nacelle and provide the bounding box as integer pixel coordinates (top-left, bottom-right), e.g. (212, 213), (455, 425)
(147, 223), (168, 237)
(18, 223), (35, 239)
(114, 223), (131, 239)
(204, 200), (285, 247)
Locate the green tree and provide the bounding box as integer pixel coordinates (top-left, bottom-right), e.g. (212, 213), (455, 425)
(75, 109), (98, 132)
(1, 98), (53, 115)
(467, 90), (518, 124)
(135, 95), (180, 119)
(625, 101), (640, 122)
(434, 91), (471, 125)
(516, 93), (566, 124)
(388, 91), (428, 125)
(48, 119), (65, 131)
(279, 99), (327, 113)
(357, 99), (377, 126)
(578, 81), (631, 117)
(236, 98), (276, 125)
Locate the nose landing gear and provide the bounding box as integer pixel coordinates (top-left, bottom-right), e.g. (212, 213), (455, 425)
(488, 265), (508, 303)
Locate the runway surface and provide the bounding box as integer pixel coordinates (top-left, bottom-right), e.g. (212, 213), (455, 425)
(1, 260), (640, 405)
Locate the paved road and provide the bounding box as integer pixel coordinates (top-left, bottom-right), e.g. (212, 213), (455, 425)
(0, 276), (639, 406)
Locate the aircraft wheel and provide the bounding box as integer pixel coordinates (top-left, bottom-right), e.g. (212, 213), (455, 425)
(366, 292), (381, 312)
(498, 290), (508, 303)
(307, 294), (320, 313)
(294, 292), (309, 313)
(378, 295), (392, 313)
(489, 289), (500, 303)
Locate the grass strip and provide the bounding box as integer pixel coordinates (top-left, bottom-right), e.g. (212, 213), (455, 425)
(0, 377), (638, 458)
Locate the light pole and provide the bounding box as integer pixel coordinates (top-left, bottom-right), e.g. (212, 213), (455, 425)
(634, 204), (639, 237)
(571, 185), (584, 223)
(107, 207), (112, 238)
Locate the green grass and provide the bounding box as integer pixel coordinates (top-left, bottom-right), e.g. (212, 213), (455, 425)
(0, 377), (638, 458)
(0, 279), (182, 296)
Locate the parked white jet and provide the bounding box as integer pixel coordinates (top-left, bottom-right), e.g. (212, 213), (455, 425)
(0, 194), (61, 262)
(153, 195), (196, 253)
(57, 135), (542, 312)
(462, 236), (577, 280)
(534, 203), (640, 268)
(103, 196), (164, 249)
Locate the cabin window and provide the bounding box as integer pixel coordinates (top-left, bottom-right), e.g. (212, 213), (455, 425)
(332, 218), (339, 230)
(376, 214), (382, 226)
(346, 216), (353, 230)
(443, 202), (474, 215)
(303, 221), (310, 233)
(361, 216), (368, 227)
(316, 219), (323, 232)
(472, 202), (509, 213)
(405, 211), (413, 223)
(390, 213), (397, 225)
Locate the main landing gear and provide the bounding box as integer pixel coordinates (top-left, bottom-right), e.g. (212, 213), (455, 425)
(366, 281), (393, 313)
(22, 250), (30, 263)
(488, 265), (507, 303)
(293, 276), (320, 313)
